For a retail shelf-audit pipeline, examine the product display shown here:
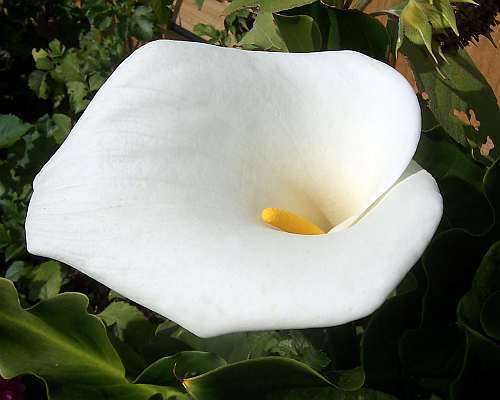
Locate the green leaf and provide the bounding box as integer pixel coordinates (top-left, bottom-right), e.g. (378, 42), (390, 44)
(66, 81), (90, 114)
(130, 6), (155, 41)
(399, 327), (465, 395)
(397, 0), (435, 59)
(319, 323), (360, 370)
(135, 351), (226, 385)
(182, 357), (333, 400)
(99, 301), (156, 351)
(5, 261), (33, 282)
(32, 48), (53, 71)
(480, 291), (500, 341)
(48, 39), (65, 58)
(484, 157), (500, 216)
(274, 14), (322, 52)
(172, 328), (251, 363)
(0, 278), (185, 400)
(89, 73), (106, 92)
(194, 24), (229, 46)
(0, 114), (33, 149)
(439, 176), (494, 235)
(404, 43), (500, 159)
(0, 224), (10, 246)
(99, 301), (156, 377)
(51, 52), (84, 83)
(427, 0), (459, 34)
(28, 70), (50, 99)
(456, 240), (500, 334)
(150, 0), (173, 25)
(141, 330), (191, 365)
(105, 325), (148, 379)
(422, 230), (482, 328)
(414, 128), (484, 187)
(457, 291), (482, 332)
(419, 96), (440, 132)
(328, 366), (365, 391)
(238, 12), (287, 51)
(361, 292), (421, 391)
(327, 9), (389, 62)
(28, 261), (64, 302)
(451, 327), (500, 400)
(470, 241), (500, 303)
(225, 0), (316, 15)
(284, 331), (330, 372)
(51, 113), (72, 144)
(4, 243), (25, 262)
(386, 0), (439, 59)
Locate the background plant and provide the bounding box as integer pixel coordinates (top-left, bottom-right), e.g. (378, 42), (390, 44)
(1, 0), (499, 399)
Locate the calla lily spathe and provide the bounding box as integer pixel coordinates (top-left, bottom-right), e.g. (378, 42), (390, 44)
(26, 41), (442, 337)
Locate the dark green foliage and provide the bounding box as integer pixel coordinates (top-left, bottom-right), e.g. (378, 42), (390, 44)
(325, 8), (389, 61)
(404, 42), (500, 160)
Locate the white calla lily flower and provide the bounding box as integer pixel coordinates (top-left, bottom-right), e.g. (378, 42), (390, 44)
(26, 41), (442, 338)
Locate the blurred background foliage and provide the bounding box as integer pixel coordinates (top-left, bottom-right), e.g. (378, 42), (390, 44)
(0, 0), (499, 399)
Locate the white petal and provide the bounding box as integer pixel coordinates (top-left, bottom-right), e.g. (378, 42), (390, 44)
(26, 41), (441, 337)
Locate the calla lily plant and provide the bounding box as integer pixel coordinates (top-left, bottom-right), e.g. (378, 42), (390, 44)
(26, 41), (442, 337)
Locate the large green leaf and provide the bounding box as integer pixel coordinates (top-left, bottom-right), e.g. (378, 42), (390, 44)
(0, 114), (33, 149)
(361, 292), (421, 395)
(399, 327), (465, 397)
(327, 9), (389, 62)
(457, 241), (500, 335)
(0, 278), (185, 400)
(238, 12), (287, 51)
(28, 70), (50, 99)
(415, 128), (493, 234)
(480, 291), (500, 341)
(99, 301), (156, 352)
(469, 241), (500, 303)
(98, 301), (156, 377)
(183, 357), (333, 399)
(404, 43), (500, 160)
(422, 230), (482, 328)
(451, 327), (500, 400)
(414, 128), (484, 187)
(274, 14), (322, 52)
(438, 176), (494, 235)
(135, 351), (226, 385)
(225, 0), (316, 15)
(484, 158), (500, 216)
